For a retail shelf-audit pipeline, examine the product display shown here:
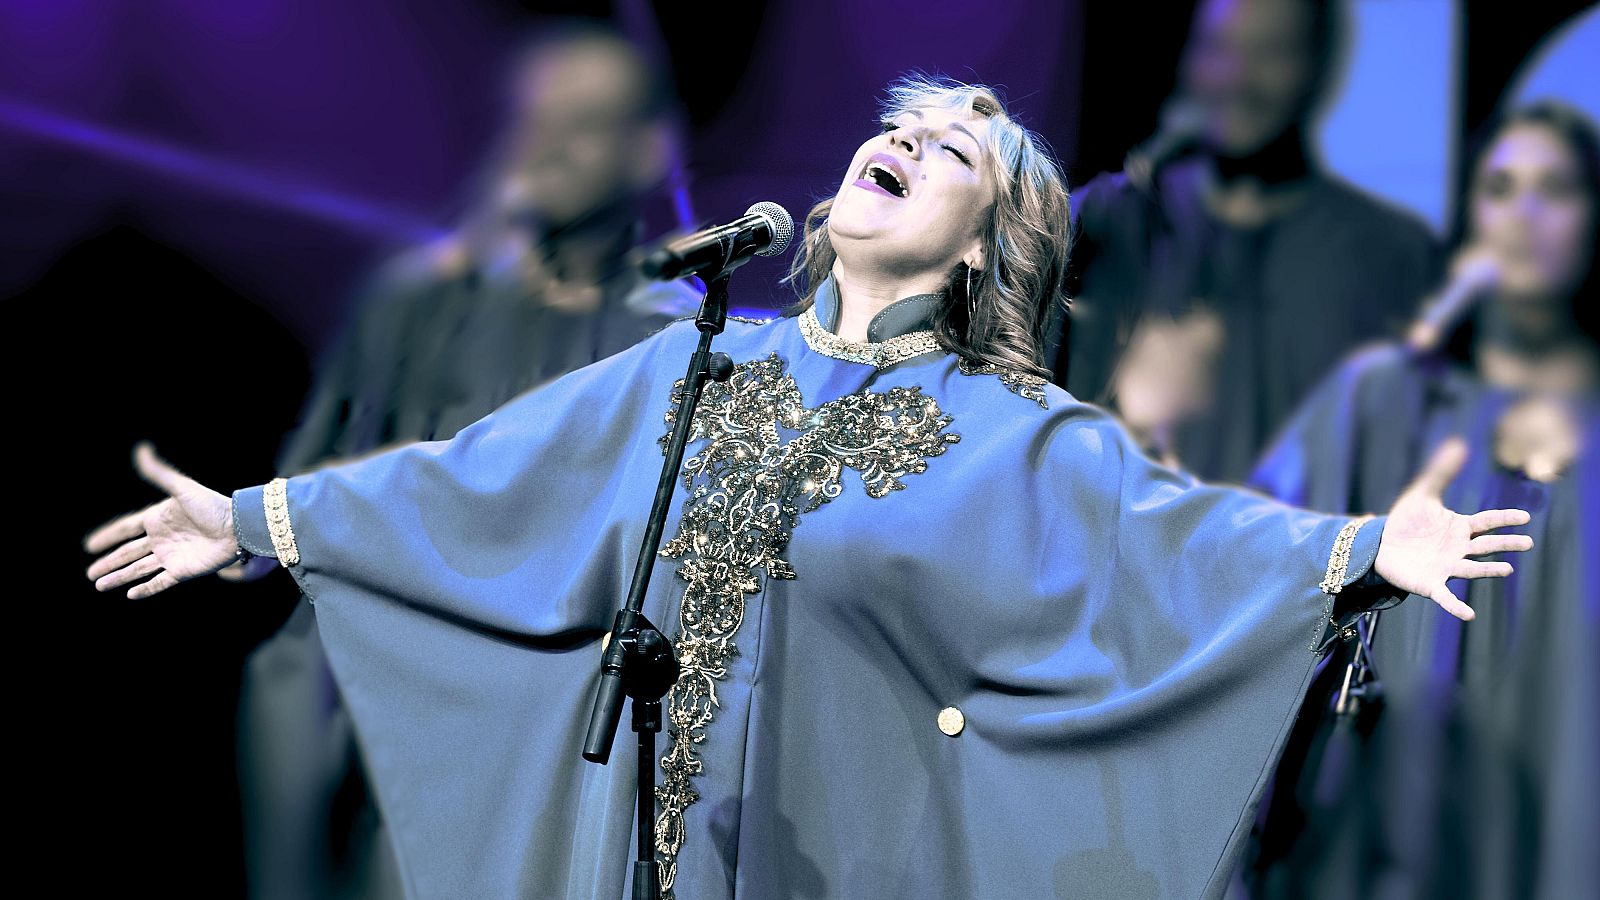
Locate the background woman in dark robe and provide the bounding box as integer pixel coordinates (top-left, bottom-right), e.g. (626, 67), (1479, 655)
(1245, 100), (1600, 899)
(84, 77), (1532, 900)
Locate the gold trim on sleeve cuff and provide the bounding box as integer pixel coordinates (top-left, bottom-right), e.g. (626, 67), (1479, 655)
(1319, 514), (1374, 594)
(263, 477), (300, 567)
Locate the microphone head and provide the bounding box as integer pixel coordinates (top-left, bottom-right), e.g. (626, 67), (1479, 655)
(639, 247), (674, 280)
(1406, 252), (1501, 352)
(745, 201), (794, 257)
(1126, 99), (1207, 191)
(1453, 252), (1503, 294)
(1157, 96), (1207, 139)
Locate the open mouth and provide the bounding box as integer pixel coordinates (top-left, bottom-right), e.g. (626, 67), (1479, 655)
(855, 153), (909, 199)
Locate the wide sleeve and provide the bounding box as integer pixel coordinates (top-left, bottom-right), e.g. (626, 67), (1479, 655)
(229, 319), (700, 899)
(1015, 400), (1406, 896)
(1046, 401), (1396, 671)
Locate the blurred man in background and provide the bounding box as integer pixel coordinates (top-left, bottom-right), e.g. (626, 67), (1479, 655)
(235, 22), (697, 899)
(1054, 0), (1439, 482)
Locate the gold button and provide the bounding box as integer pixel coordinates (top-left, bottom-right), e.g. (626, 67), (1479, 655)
(937, 706), (965, 736)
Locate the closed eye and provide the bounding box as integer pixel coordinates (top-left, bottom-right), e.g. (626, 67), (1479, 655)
(944, 144), (972, 166)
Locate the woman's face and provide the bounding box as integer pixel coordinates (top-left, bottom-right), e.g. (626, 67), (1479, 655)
(827, 105), (997, 278)
(1470, 123), (1595, 302)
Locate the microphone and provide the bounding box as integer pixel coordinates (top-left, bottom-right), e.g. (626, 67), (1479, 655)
(641, 202), (793, 281)
(1124, 98), (1206, 192)
(1406, 252), (1501, 352)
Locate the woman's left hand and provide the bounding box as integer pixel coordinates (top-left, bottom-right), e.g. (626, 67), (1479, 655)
(1375, 438), (1533, 621)
(84, 443), (239, 599)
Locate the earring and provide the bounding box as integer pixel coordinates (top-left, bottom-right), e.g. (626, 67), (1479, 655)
(965, 265), (977, 321)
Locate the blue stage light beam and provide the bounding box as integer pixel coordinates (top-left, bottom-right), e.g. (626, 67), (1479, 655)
(0, 95), (447, 245)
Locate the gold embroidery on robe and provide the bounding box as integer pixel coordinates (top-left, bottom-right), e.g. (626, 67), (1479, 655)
(956, 358), (1051, 409)
(650, 353), (959, 894)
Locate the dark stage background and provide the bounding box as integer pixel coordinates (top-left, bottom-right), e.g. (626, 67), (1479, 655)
(5, 0), (1593, 893)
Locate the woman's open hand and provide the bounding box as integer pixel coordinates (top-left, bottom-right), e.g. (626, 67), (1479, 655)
(85, 443), (239, 599)
(1375, 438), (1533, 621)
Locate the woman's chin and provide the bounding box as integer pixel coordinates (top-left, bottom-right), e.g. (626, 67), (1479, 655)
(825, 213), (891, 248)
(1497, 272), (1575, 307)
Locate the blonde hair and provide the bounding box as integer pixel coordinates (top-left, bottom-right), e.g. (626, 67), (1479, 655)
(785, 74), (1072, 377)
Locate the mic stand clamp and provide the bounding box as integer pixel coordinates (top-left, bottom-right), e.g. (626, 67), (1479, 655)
(1333, 610), (1385, 722)
(614, 614), (679, 900)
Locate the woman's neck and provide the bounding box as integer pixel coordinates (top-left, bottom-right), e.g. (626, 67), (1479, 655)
(829, 259), (947, 342)
(1475, 296), (1599, 394)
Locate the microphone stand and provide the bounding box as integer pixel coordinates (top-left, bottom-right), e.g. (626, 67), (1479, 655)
(581, 273), (736, 900)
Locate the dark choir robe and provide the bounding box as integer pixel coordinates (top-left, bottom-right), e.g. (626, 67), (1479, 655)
(1246, 343), (1599, 899)
(232, 277), (1405, 899)
(280, 246), (700, 465)
(237, 244), (697, 899)
(1055, 159), (1438, 483)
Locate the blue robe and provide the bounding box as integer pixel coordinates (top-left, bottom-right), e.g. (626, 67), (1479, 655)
(231, 277), (1398, 900)
(1247, 343), (1600, 899)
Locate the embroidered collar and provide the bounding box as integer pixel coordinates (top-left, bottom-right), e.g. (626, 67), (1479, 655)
(799, 276), (944, 368)
(796, 276), (1053, 409)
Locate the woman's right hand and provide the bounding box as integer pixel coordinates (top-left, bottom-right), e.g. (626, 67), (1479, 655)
(85, 443), (241, 599)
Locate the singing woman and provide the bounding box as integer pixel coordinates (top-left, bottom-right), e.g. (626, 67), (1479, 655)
(86, 77), (1530, 900)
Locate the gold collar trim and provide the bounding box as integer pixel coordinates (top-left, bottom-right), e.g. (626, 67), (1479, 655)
(799, 305), (942, 369)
